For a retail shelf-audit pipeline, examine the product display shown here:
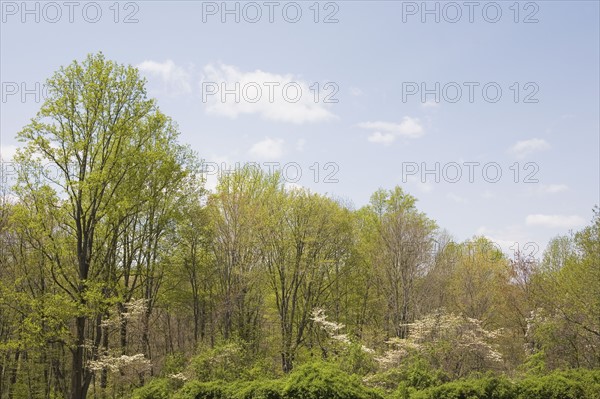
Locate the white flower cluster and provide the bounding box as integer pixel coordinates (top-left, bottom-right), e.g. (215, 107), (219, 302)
(121, 298), (148, 319)
(101, 298), (148, 328)
(376, 310), (503, 368)
(311, 308), (345, 335)
(311, 308), (373, 352)
(169, 372), (188, 381)
(88, 353), (151, 373)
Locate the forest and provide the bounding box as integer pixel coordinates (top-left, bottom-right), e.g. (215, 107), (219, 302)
(0, 54), (598, 399)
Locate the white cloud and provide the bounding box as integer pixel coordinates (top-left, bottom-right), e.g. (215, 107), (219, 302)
(358, 118), (424, 138)
(367, 132), (396, 145)
(525, 214), (585, 229)
(359, 117), (424, 144)
(523, 184), (569, 197)
(421, 100), (439, 109)
(0, 145), (18, 161)
(476, 225), (542, 258)
(509, 138), (550, 158)
(249, 137), (285, 160)
(539, 184), (569, 194)
(137, 60), (192, 95)
(201, 63), (336, 124)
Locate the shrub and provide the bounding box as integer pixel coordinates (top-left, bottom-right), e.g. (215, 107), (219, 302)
(517, 369), (600, 399)
(171, 380), (229, 399)
(162, 352), (187, 376)
(366, 357), (446, 392)
(405, 370), (600, 399)
(284, 361), (384, 399)
(230, 379), (285, 399)
(338, 342), (379, 376)
(410, 376), (516, 399)
(190, 342), (247, 382)
(130, 378), (171, 399)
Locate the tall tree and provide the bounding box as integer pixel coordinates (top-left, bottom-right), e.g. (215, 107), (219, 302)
(207, 167), (275, 346)
(531, 208), (600, 368)
(260, 186), (353, 372)
(14, 53), (194, 399)
(367, 187), (436, 338)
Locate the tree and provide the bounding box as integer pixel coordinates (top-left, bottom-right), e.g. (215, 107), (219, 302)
(530, 208), (600, 368)
(14, 53), (195, 399)
(207, 166), (277, 346)
(445, 237), (511, 329)
(259, 185), (353, 372)
(367, 187), (436, 338)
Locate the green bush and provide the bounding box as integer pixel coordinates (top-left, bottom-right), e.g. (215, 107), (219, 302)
(130, 378), (171, 399)
(162, 352), (187, 376)
(366, 358), (446, 392)
(518, 369), (600, 399)
(284, 361), (384, 399)
(171, 380), (229, 399)
(190, 342), (247, 382)
(131, 366), (600, 399)
(404, 369), (600, 399)
(230, 379), (285, 399)
(410, 376), (516, 399)
(337, 342), (379, 376)
(242, 357), (280, 381)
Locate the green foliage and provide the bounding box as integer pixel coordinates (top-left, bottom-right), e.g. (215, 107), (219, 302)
(4, 52), (600, 399)
(284, 362), (384, 399)
(518, 369), (600, 399)
(191, 342), (248, 382)
(517, 352), (546, 377)
(399, 359), (446, 390)
(230, 379), (285, 399)
(129, 365), (600, 399)
(130, 378), (171, 399)
(162, 352), (188, 376)
(410, 376), (516, 399)
(171, 381), (229, 399)
(338, 342), (379, 376)
(367, 358), (446, 392)
(405, 369), (600, 399)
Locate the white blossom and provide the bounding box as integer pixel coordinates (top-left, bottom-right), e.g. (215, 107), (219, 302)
(88, 353), (151, 373)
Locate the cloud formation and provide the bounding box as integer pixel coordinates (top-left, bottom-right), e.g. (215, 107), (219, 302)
(525, 214), (585, 229)
(359, 117), (424, 145)
(509, 138), (550, 158)
(201, 63), (336, 124)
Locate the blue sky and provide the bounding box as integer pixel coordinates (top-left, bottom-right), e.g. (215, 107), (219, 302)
(1, 1), (599, 257)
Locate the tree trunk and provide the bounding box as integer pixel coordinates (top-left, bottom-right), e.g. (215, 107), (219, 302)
(70, 316), (86, 399)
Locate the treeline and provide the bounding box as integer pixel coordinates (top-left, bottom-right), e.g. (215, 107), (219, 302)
(0, 53), (598, 399)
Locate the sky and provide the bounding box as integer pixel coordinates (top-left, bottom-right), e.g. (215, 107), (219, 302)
(1, 0), (599, 258)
